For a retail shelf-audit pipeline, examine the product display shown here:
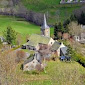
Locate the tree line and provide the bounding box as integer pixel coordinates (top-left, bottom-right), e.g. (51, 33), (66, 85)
(54, 6), (85, 40)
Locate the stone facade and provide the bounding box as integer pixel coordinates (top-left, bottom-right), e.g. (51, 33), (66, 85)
(23, 57), (40, 71)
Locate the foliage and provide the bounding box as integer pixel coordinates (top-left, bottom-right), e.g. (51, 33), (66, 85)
(0, 51), (20, 85)
(65, 45), (73, 57)
(0, 39), (2, 48)
(78, 11), (85, 25)
(3, 26), (17, 45)
(63, 19), (70, 33)
(22, 0), (82, 24)
(54, 22), (69, 39)
(73, 53), (85, 67)
(66, 44), (85, 67)
(70, 14), (77, 21)
(54, 23), (58, 39)
(68, 21), (81, 36)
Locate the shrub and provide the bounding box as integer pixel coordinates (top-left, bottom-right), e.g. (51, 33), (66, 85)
(72, 53), (85, 67)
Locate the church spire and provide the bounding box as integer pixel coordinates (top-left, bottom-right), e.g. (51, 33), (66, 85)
(41, 14), (50, 29)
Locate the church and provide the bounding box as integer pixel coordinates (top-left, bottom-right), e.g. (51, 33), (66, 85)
(22, 14), (55, 50)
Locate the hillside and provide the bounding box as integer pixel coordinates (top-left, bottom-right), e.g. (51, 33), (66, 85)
(21, 0), (85, 24)
(0, 0), (84, 25)
(0, 15), (54, 44)
(16, 61), (85, 85)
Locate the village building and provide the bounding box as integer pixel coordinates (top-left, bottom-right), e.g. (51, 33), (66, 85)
(23, 34), (55, 51)
(74, 33), (85, 44)
(23, 52), (44, 71)
(51, 41), (61, 56)
(51, 42), (67, 56)
(22, 14), (69, 71)
(22, 14), (54, 50)
(60, 0), (66, 3)
(80, 0), (85, 2)
(67, 0), (73, 3)
(73, 0), (78, 2)
(74, 25), (85, 43)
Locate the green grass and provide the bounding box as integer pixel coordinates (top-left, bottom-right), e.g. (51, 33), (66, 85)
(0, 15), (54, 43)
(0, 16), (40, 35)
(21, 0), (84, 24)
(16, 61), (85, 85)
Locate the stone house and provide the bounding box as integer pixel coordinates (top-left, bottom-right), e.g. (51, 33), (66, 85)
(51, 41), (61, 56)
(74, 32), (85, 44)
(51, 42), (67, 56)
(23, 52), (45, 71)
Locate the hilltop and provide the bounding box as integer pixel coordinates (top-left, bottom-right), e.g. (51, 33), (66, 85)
(0, 0), (84, 25)
(21, 0), (85, 24)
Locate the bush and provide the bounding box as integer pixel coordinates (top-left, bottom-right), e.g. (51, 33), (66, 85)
(72, 53), (85, 67)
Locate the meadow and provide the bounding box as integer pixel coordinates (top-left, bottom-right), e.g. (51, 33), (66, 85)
(0, 15), (54, 43)
(16, 61), (85, 85)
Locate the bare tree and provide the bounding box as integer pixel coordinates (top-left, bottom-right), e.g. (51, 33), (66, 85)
(0, 51), (20, 85)
(68, 22), (82, 36)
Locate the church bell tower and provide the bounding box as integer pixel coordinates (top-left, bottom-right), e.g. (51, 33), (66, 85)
(41, 14), (50, 37)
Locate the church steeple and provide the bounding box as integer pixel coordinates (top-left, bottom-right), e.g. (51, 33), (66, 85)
(41, 14), (50, 37)
(41, 14), (50, 29)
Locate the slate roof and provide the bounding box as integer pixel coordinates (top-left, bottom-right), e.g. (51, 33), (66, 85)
(26, 34), (51, 47)
(60, 47), (68, 55)
(24, 52), (43, 65)
(51, 41), (61, 51)
(41, 14), (50, 29)
(23, 56), (34, 65)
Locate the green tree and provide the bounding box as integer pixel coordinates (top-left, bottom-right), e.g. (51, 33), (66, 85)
(3, 26), (17, 45)
(79, 11), (85, 25)
(66, 45), (73, 57)
(63, 19), (70, 33)
(70, 14), (76, 21)
(54, 22), (65, 39)
(54, 23), (58, 39)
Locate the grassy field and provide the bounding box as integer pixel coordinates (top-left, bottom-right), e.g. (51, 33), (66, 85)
(0, 15), (54, 43)
(21, 0), (84, 24)
(16, 61), (85, 85)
